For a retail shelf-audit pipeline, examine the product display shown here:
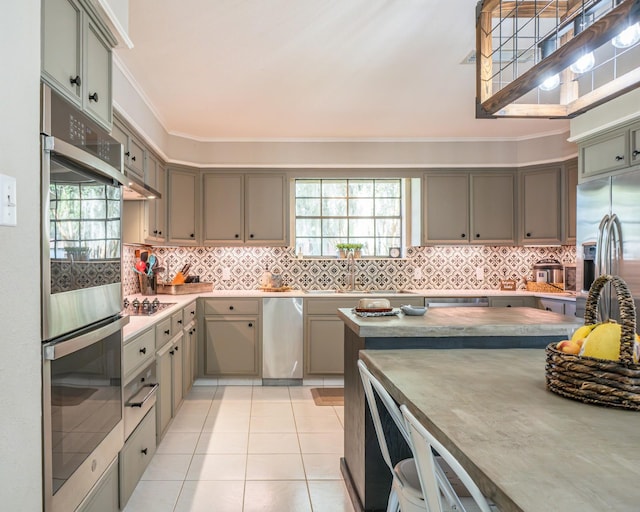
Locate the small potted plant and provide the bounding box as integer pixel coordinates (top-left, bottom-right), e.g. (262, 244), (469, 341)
(349, 243), (364, 258)
(336, 243), (350, 258)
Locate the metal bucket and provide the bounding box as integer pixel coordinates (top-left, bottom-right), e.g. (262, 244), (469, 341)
(138, 273), (157, 295)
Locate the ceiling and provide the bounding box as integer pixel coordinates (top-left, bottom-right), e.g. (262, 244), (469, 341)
(116, 0), (569, 141)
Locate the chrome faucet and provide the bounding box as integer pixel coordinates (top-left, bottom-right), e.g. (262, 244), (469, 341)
(346, 251), (357, 291)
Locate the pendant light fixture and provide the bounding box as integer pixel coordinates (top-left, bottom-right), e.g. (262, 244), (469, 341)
(612, 22), (640, 48)
(569, 52), (596, 74)
(539, 74), (560, 91)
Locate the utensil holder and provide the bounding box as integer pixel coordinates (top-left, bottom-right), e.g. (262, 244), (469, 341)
(138, 273), (157, 295)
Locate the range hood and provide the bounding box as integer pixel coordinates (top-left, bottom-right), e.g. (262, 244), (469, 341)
(122, 171), (161, 200)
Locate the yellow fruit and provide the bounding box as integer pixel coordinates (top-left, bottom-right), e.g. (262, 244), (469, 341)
(571, 324), (598, 342)
(580, 322), (622, 361)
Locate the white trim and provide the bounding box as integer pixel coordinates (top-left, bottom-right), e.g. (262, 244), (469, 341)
(92, 0), (134, 49)
(568, 113), (640, 142)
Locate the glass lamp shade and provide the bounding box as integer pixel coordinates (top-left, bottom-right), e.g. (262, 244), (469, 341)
(612, 23), (640, 49)
(539, 74), (560, 91)
(569, 52), (595, 74)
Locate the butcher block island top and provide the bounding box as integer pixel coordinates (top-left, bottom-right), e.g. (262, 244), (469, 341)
(359, 349), (640, 512)
(337, 306), (582, 339)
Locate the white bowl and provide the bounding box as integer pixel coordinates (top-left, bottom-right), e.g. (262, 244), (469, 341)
(400, 304), (427, 316)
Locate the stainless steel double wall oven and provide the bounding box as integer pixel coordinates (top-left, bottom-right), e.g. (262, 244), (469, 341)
(41, 84), (127, 512)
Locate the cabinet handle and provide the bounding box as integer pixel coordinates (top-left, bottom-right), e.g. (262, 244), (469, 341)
(174, 346), (179, 352)
(178, 319), (183, 325)
(546, 307), (551, 311)
(131, 155), (136, 162)
(139, 347), (146, 355)
(248, 322), (253, 327)
(475, 233), (480, 238)
(229, 306), (234, 311)
(461, 234), (466, 238)
(69, 75), (81, 86)
(153, 230), (158, 235)
(141, 448), (148, 455)
(158, 231), (162, 235)
(191, 310), (195, 315)
(526, 232), (532, 237)
(615, 155), (624, 161)
(169, 350), (174, 355)
(506, 304), (512, 307)
(164, 329), (170, 335)
(234, 234), (239, 238)
(88, 92), (99, 102)
(190, 233), (195, 238)
(125, 151), (131, 157)
(633, 150), (640, 157)
(249, 234), (255, 238)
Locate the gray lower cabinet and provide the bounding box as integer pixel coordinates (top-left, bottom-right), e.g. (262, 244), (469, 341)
(202, 298), (261, 377)
(119, 408), (156, 508)
(156, 333), (183, 439)
(182, 301), (198, 395)
(75, 457), (119, 512)
(488, 296), (537, 308)
(303, 296), (423, 376)
(537, 298), (577, 317)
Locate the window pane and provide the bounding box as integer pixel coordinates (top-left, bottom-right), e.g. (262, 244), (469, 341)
(296, 218), (321, 237)
(322, 218), (347, 237)
(376, 218), (401, 237)
(375, 198), (400, 216)
(322, 198), (347, 216)
(349, 218), (374, 237)
(348, 198), (373, 216)
(296, 180), (321, 197)
(375, 180), (401, 197)
(323, 238), (342, 255)
(322, 180), (347, 197)
(296, 197), (321, 216)
(349, 180), (373, 197)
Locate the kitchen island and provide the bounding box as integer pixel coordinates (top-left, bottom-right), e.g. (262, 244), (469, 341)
(358, 348), (640, 512)
(337, 306), (583, 512)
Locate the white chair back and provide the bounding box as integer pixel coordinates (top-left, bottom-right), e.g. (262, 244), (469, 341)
(401, 404), (494, 512)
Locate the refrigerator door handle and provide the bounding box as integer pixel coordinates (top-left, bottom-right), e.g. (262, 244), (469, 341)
(596, 214), (610, 278)
(609, 214), (623, 276)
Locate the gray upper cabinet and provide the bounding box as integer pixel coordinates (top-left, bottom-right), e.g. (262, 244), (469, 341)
(144, 155), (166, 243)
(631, 122), (640, 167)
(520, 166), (562, 245)
(565, 160), (578, 244)
(41, 0), (113, 129)
(423, 174), (469, 243)
(202, 173), (288, 246)
(167, 169), (199, 245)
(112, 118), (145, 179)
(423, 171), (514, 244)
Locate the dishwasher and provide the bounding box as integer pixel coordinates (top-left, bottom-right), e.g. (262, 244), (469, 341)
(424, 296), (489, 308)
(262, 297), (303, 385)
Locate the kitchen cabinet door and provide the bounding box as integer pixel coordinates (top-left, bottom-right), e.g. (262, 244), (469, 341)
(423, 174), (469, 244)
(204, 316), (260, 376)
(520, 166), (562, 244)
(83, 19), (112, 128)
(119, 408), (156, 508)
(565, 160), (578, 243)
(170, 335), (184, 414)
(471, 173), (515, 244)
(245, 174), (288, 245)
(183, 324), (197, 395)
(305, 316), (344, 375)
(580, 129), (628, 179)
(145, 157), (166, 243)
(42, 0), (82, 103)
(155, 342), (173, 438)
(632, 122), (640, 166)
(167, 169), (199, 245)
(202, 173), (244, 244)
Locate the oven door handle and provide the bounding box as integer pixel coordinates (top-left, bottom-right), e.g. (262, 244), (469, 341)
(43, 315), (129, 361)
(126, 383), (159, 408)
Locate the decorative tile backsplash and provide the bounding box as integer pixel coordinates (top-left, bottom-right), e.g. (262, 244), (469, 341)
(123, 244), (576, 296)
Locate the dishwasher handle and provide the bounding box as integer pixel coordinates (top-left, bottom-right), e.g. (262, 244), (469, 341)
(424, 297), (489, 307)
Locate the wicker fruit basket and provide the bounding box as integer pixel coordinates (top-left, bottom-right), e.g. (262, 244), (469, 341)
(545, 274), (640, 410)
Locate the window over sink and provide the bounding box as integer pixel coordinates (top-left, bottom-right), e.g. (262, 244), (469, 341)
(294, 178), (404, 257)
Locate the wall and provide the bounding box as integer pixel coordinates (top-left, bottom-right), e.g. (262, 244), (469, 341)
(0, 1), (43, 509)
(123, 245), (576, 296)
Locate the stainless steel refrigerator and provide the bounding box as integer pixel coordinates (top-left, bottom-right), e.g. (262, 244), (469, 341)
(576, 169), (640, 321)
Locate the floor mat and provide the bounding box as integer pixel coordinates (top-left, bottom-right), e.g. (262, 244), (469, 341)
(310, 387), (344, 406)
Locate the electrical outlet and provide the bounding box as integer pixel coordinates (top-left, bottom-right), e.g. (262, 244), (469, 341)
(222, 267), (231, 280)
(0, 174), (17, 227)
(476, 266), (484, 281)
(414, 267), (422, 280)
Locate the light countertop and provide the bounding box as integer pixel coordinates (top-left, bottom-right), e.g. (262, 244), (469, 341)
(337, 306), (582, 338)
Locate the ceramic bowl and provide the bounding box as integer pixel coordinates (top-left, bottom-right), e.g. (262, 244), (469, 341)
(400, 304), (428, 316)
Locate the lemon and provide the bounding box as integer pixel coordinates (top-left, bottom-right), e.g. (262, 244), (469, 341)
(580, 322), (621, 361)
(571, 324), (598, 342)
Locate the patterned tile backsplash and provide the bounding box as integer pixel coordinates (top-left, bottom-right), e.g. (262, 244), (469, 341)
(123, 244), (576, 296)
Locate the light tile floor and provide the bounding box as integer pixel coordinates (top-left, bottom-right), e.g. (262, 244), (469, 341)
(124, 385), (355, 512)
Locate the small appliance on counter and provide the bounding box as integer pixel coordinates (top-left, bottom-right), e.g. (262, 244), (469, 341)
(526, 259), (565, 293)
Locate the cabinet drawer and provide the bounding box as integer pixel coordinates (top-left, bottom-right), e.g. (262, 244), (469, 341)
(489, 297), (536, 308)
(171, 310), (184, 334)
(203, 298), (259, 315)
(155, 317), (173, 349)
(123, 328), (155, 380)
(119, 407), (156, 508)
(183, 301), (197, 326)
(306, 298), (359, 315)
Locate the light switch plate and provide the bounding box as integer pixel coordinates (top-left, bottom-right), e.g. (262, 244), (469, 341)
(0, 173), (17, 226)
